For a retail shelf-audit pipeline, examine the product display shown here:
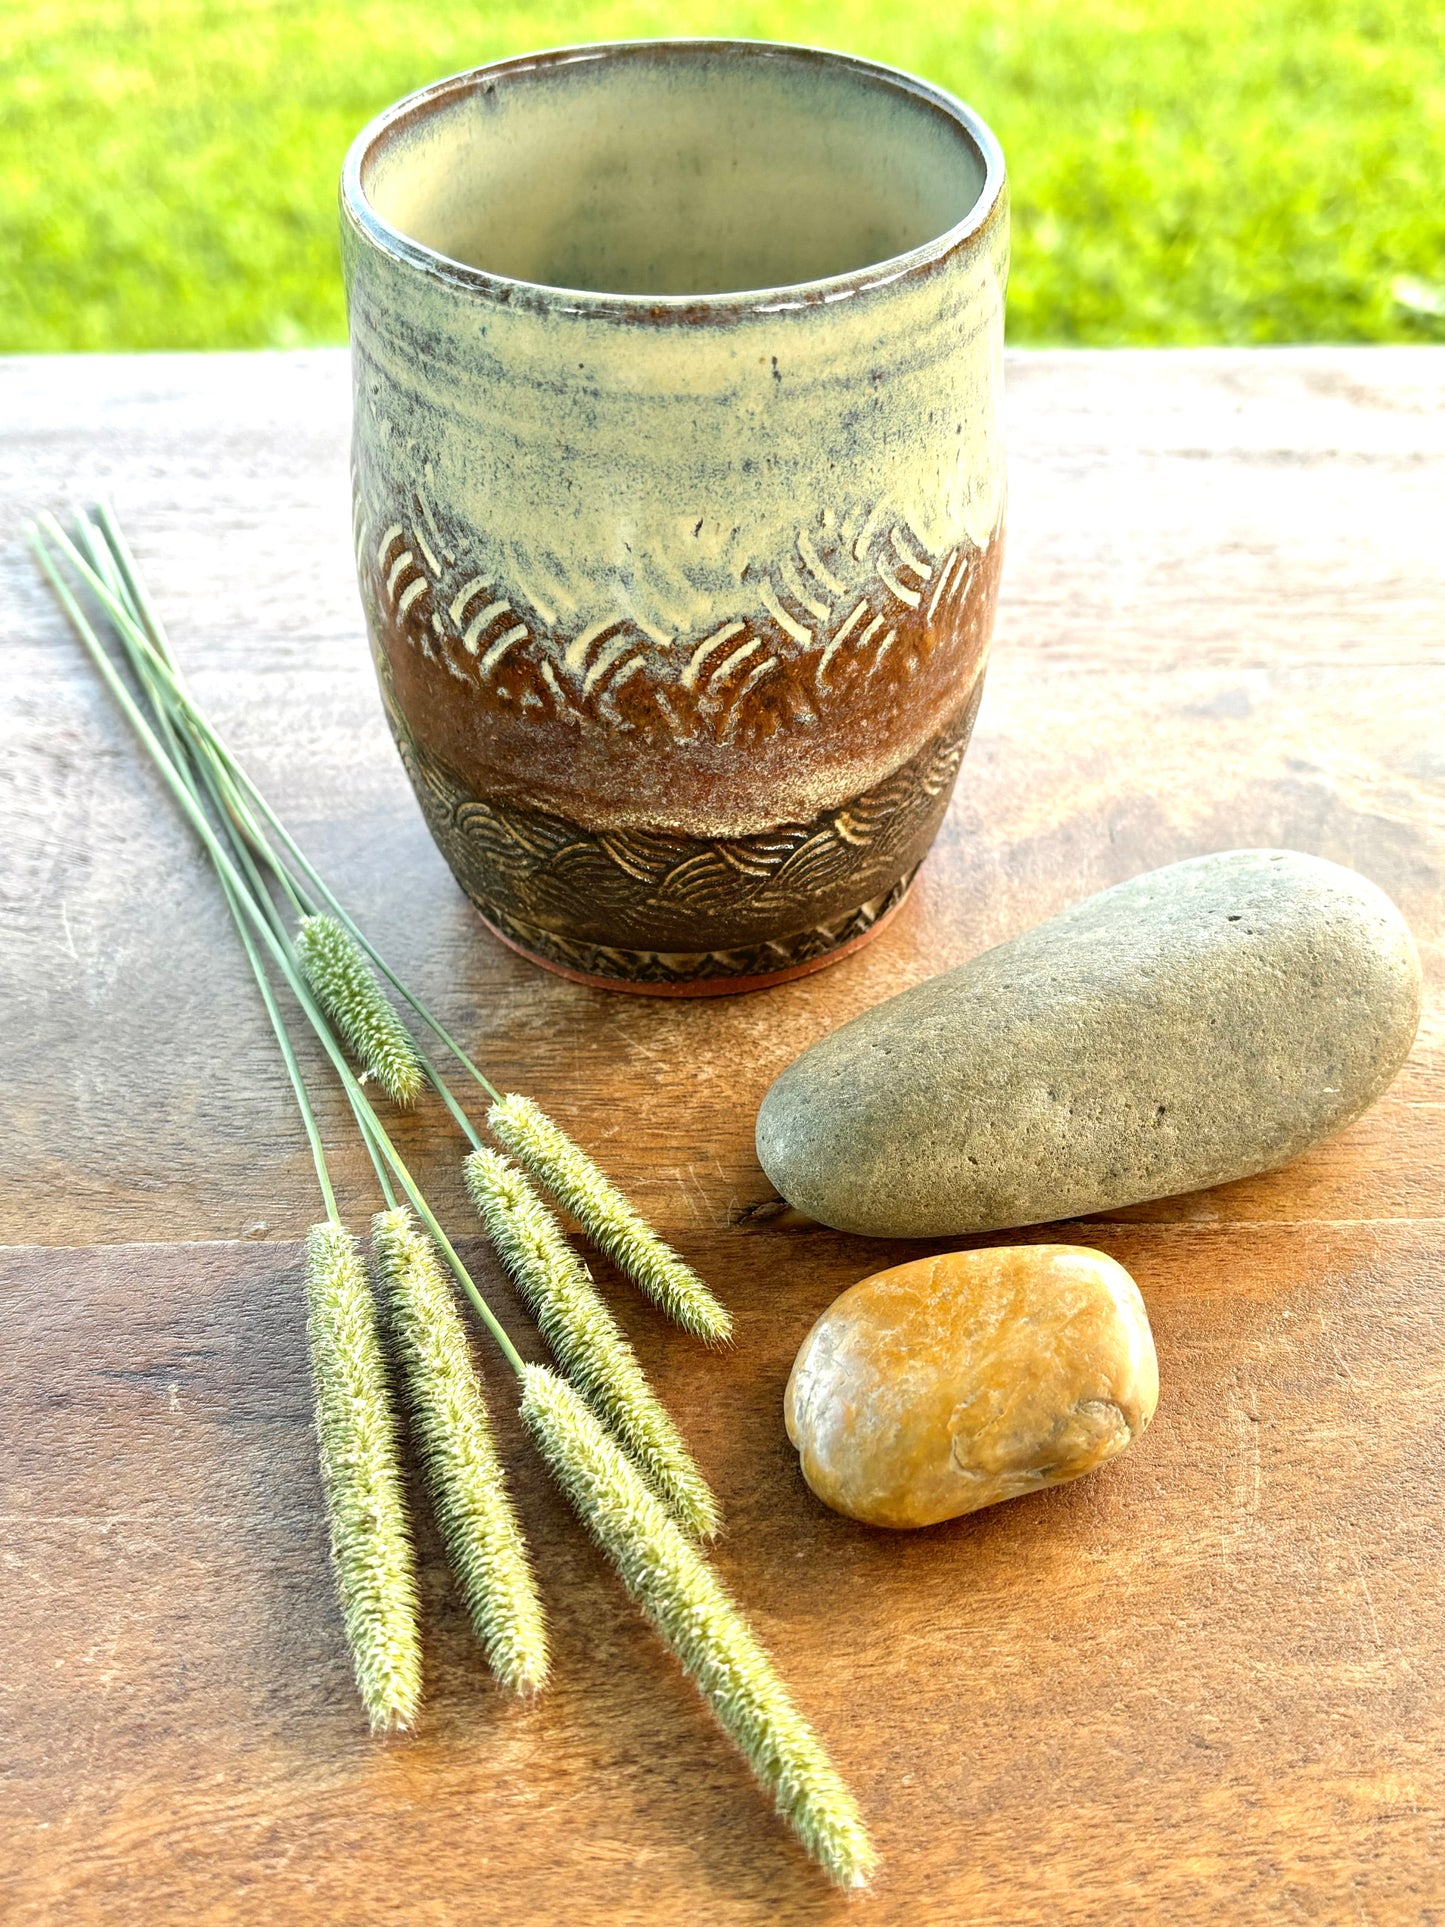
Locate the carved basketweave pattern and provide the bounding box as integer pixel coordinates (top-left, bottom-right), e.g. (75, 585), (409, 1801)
(383, 679), (983, 984)
(354, 470), (988, 747)
(356, 462), (994, 982)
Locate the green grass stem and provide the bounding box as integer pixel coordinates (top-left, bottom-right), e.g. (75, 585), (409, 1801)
(29, 516), (526, 1376)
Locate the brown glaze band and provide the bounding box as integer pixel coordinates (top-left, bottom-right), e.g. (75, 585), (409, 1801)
(354, 458), (1004, 839)
(382, 678), (985, 987)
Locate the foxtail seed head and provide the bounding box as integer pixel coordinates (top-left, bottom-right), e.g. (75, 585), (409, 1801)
(520, 1365), (875, 1889)
(304, 1219), (422, 1733)
(466, 1150), (720, 1540)
(487, 1095), (731, 1344)
(295, 915), (424, 1106)
(371, 1207), (548, 1694)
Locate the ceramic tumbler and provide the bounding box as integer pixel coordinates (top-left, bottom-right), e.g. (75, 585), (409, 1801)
(341, 40), (1007, 993)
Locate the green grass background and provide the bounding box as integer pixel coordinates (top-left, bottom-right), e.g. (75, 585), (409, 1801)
(3, 0), (1444, 351)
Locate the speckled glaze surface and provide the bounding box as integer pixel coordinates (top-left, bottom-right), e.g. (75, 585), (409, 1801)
(341, 40), (1008, 991)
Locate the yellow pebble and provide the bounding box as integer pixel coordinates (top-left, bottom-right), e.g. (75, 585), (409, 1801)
(784, 1244), (1158, 1528)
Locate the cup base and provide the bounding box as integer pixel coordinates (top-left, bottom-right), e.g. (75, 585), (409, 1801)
(468, 869), (918, 996)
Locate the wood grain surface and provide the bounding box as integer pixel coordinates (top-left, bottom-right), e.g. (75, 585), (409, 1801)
(2, 348), (1443, 1923)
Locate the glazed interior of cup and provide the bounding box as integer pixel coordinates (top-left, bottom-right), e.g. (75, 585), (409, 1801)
(359, 43), (991, 298)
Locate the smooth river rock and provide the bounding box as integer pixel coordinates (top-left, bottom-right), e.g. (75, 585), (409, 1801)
(757, 850), (1421, 1237)
(785, 1245), (1158, 1528)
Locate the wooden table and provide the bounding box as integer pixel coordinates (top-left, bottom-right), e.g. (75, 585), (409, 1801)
(3, 348), (1442, 1923)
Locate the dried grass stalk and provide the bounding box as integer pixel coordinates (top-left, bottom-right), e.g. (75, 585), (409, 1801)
(372, 1206), (548, 1693)
(296, 914), (424, 1105)
(488, 1094), (731, 1343)
(466, 1150), (720, 1540)
(520, 1365), (876, 1889)
(304, 1219), (422, 1732)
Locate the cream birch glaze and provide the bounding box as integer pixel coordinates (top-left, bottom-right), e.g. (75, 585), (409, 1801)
(342, 42), (1008, 990)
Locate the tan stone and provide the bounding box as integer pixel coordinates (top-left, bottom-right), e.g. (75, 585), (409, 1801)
(784, 1244), (1159, 1528)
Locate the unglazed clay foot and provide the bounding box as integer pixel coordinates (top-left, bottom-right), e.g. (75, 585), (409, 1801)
(784, 1245), (1158, 1528)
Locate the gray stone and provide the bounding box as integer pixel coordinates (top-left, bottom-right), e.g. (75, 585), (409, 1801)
(755, 850), (1422, 1237)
